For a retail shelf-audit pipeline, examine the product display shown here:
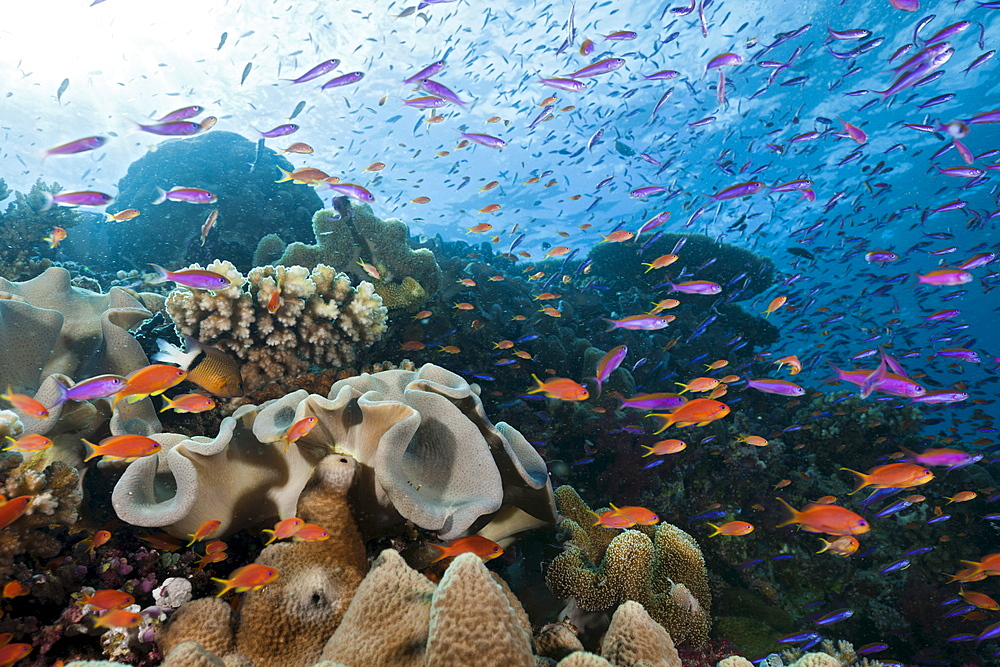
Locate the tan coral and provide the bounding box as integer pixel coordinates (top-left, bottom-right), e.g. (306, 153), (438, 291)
(534, 621), (585, 661)
(557, 653), (614, 666)
(600, 601), (681, 667)
(320, 549), (434, 666)
(545, 486), (712, 647)
(157, 598), (236, 658)
(165, 261), (387, 392)
(160, 640), (227, 667)
(789, 654), (843, 667)
(258, 200), (442, 306)
(717, 657), (755, 667)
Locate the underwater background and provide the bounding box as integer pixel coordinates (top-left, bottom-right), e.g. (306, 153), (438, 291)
(0, 0), (999, 665)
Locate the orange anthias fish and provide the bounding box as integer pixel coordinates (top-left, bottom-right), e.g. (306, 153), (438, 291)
(160, 393), (216, 414)
(429, 535), (504, 564)
(105, 208), (141, 223)
(1, 387), (49, 418)
(79, 589), (135, 610)
(113, 365), (188, 406)
(262, 517), (305, 545)
(187, 519), (222, 546)
(641, 439), (687, 456)
(527, 375), (589, 401)
(592, 504), (659, 529)
(839, 462), (934, 494)
(282, 416), (318, 451)
(675, 377), (720, 394)
(291, 523), (330, 542)
(0, 642), (31, 665)
(707, 521), (755, 537)
(641, 254), (679, 272)
(816, 535), (860, 557)
(775, 355), (802, 374)
(3, 433), (53, 453)
(87, 529), (112, 552)
(93, 608), (142, 629)
(1, 581), (28, 598)
(649, 399), (730, 432)
(82, 434), (161, 462)
(774, 497), (870, 536)
(43, 226), (68, 249)
(960, 588), (1000, 611)
(599, 230), (634, 243)
(212, 564), (279, 596)
(762, 295), (788, 317)
(0, 496), (32, 531)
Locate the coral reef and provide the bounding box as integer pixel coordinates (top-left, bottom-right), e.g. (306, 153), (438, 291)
(0, 266), (164, 464)
(112, 364), (555, 543)
(164, 260), (387, 393)
(0, 179), (84, 281)
(67, 131), (322, 272)
(0, 450), (81, 579)
(545, 486), (712, 647)
(158, 454), (368, 666)
(255, 198), (442, 309)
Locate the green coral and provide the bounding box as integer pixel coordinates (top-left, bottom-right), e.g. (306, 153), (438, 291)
(254, 199), (441, 309)
(545, 486), (712, 646)
(0, 179), (83, 281)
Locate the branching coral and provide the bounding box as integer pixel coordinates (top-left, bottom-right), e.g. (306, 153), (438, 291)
(545, 486), (712, 647)
(255, 198), (442, 309)
(164, 260), (388, 392)
(0, 179), (83, 281)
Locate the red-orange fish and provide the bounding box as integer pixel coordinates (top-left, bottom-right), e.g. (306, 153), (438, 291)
(82, 434), (161, 462)
(3, 433), (53, 452)
(79, 589), (135, 610)
(527, 375), (589, 401)
(592, 504), (659, 529)
(160, 393), (216, 414)
(212, 564), (279, 596)
(93, 608), (141, 629)
(707, 521), (754, 537)
(292, 523), (331, 542)
(87, 529), (112, 552)
(262, 517), (305, 545)
(282, 416), (318, 451)
(1, 387), (49, 418)
(839, 462), (934, 494)
(0, 496), (32, 531)
(429, 535), (504, 564)
(113, 365), (187, 406)
(187, 519), (222, 546)
(774, 497), (870, 536)
(649, 399), (730, 432)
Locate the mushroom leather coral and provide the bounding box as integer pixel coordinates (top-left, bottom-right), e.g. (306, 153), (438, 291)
(545, 486), (712, 647)
(251, 363), (556, 541)
(157, 455), (367, 667)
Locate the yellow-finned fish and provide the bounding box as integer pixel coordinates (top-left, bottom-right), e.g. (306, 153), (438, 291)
(153, 335), (244, 397)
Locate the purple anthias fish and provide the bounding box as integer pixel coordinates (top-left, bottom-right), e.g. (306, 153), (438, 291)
(957, 252), (996, 269)
(42, 190), (114, 210)
(615, 392), (688, 411)
(148, 264), (231, 290)
(746, 378), (806, 396)
(153, 187), (217, 205)
(460, 132), (507, 149)
(156, 105), (204, 122)
(603, 315), (673, 331)
(911, 390), (969, 404)
(539, 77), (587, 92)
(859, 355), (888, 399)
(45, 135), (107, 156)
(326, 183), (375, 203)
(828, 364), (926, 398)
(284, 59), (340, 84)
(710, 181), (765, 200)
(636, 212), (670, 239)
(665, 279), (722, 295)
(54, 374), (126, 405)
(643, 70), (679, 80)
(403, 96), (447, 109)
(404, 60), (447, 85)
(569, 58), (626, 78)
(933, 348), (980, 362)
(604, 31), (637, 40)
(630, 186), (666, 198)
(706, 53), (743, 70)
(137, 120), (202, 136)
(259, 124), (299, 138)
(418, 79), (468, 107)
(590, 345), (627, 396)
(814, 608), (854, 625)
(899, 446), (981, 468)
(321, 72), (365, 90)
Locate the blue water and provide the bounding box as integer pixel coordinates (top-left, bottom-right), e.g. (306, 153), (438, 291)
(3, 0), (1000, 664)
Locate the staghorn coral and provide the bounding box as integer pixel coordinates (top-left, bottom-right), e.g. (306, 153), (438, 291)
(0, 450), (82, 579)
(165, 260), (387, 392)
(157, 455), (368, 666)
(0, 179), (83, 281)
(250, 363), (556, 541)
(256, 198), (442, 309)
(545, 486), (712, 647)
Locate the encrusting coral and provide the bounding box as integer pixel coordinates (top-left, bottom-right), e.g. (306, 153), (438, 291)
(164, 260), (388, 392)
(157, 454), (368, 666)
(545, 486), (712, 647)
(254, 197), (442, 309)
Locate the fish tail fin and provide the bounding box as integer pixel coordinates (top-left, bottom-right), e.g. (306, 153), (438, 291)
(41, 191), (54, 212)
(773, 497), (802, 528)
(648, 413), (676, 435)
(587, 377), (602, 398)
(816, 538), (831, 554)
(674, 383), (688, 393)
(261, 530), (277, 545)
(152, 337), (199, 370)
(602, 318), (618, 332)
(839, 467), (869, 494)
(210, 578), (232, 597)
(428, 543), (449, 564)
(274, 168), (293, 183)
(527, 374), (545, 394)
(52, 379), (70, 407)
(897, 445), (918, 461)
(185, 536), (197, 547)
(152, 187), (168, 205)
(159, 396), (175, 413)
(148, 263), (170, 283)
(608, 391), (625, 411)
(608, 503), (620, 512)
(640, 445), (654, 457)
(706, 522), (721, 538)
(82, 438), (101, 462)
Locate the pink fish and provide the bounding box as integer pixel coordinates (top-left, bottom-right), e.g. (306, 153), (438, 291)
(157, 106), (205, 122)
(459, 132), (507, 149)
(590, 345), (627, 396)
(321, 72), (365, 90)
(258, 124), (299, 138)
(569, 58), (625, 78)
(418, 79), (468, 107)
(42, 190), (114, 210)
(916, 269), (972, 286)
(706, 53), (743, 70)
(827, 364), (926, 398)
(665, 279), (722, 295)
(709, 181), (765, 200)
(613, 392), (688, 411)
(284, 59), (340, 84)
(45, 136), (107, 157)
(403, 60), (447, 85)
(603, 315), (673, 331)
(325, 183), (375, 203)
(153, 187), (217, 205)
(539, 77), (588, 92)
(136, 120), (202, 136)
(746, 378), (805, 396)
